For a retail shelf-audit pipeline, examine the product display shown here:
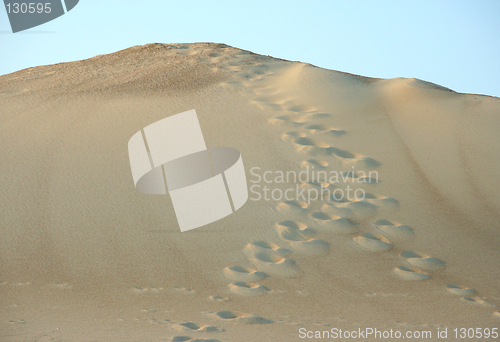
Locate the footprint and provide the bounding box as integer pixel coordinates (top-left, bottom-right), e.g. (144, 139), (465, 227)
(364, 194), (399, 209)
(228, 282), (271, 296)
(344, 200), (379, 218)
(275, 200), (308, 214)
(246, 251), (298, 277)
(299, 145), (355, 159)
(445, 284), (476, 296)
(319, 202), (352, 218)
(243, 241), (291, 258)
(462, 296), (496, 307)
(208, 295), (230, 302)
(372, 219), (413, 240)
(401, 251), (446, 272)
(350, 156), (382, 169)
(172, 338), (222, 342)
(173, 322), (223, 332)
(310, 212), (358, 234)
(214, 310), (273, 324)
(321, 200), (379, 219)
(215, 311), (238, 319)
(353, 233), (392, 251)
(310, 211), (336, 222)
(276, 220), (315, 237)
(275, 221), (329, 255)
(243, 241), (297, 276)
(149, 318), (170, 324)
(322, 146), (356, 159)
(172, 337), (191, 342)
(268, 114), (305, 126)
(300, 159), (328, 169)
(304, 113), (333, 120)
(235, 315), (274, 324)
(304, 124), (347, 136)
(299, 180), (331, 191)
(281, 131), (306, 142)
(293, 137), (330, 149)
(222, 266), (267, 282)
(393, 266), (430, 281)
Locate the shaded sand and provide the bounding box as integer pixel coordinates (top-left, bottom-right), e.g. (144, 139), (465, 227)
(0, 43), (499, 341)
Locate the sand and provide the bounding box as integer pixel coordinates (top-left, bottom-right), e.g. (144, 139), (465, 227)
(0, 42), (499, 341)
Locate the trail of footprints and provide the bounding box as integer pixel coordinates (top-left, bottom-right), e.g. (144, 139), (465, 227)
(170, 311), (274, 342)
(220, 67), (498, 318)
(140, 47), (497, 319)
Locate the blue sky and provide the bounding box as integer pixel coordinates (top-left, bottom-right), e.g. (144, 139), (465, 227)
(1, 0), (499, 97)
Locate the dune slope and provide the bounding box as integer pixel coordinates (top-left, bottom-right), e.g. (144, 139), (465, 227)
(1, 43), (499, 341)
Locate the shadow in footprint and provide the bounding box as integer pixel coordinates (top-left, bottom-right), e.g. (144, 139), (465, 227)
(401, 251), (446, 272)
(353, 233), (392, 251)
(228, 282), (271, 296)
(215, 310), (274, 324)
(446, 284), (476, 296)
(393, 266), (430, 281)
(276, 221), (329, 255)
(373, 219), (413, 240)
(223, 266), (268, 282)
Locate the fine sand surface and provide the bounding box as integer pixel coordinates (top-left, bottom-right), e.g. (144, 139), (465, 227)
(1, 43), (499, 341)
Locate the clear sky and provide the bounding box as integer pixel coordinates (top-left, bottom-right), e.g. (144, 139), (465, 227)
(1, 0), (499, 97)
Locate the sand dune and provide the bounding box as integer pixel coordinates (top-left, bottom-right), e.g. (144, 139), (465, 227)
(1, 42), (499, 341)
